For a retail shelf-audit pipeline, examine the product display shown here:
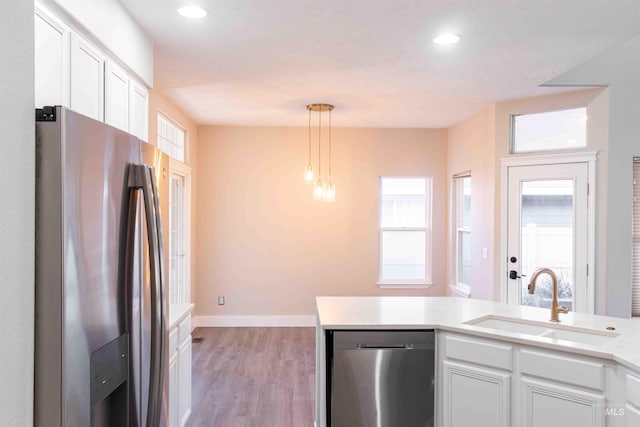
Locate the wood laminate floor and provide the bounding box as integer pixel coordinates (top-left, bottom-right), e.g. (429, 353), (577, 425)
(188, 327), (316, 427)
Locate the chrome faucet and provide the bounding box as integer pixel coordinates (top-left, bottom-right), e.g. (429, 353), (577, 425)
(527, 268), (569, 322)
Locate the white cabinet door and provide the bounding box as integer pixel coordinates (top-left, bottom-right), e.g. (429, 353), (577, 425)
(105, 60), (129, 132)
(70, 33), (105, 121)
(178, 337), (192, 427)
(442, 360), (511, 427)
(520, 378), (605, 427)
(169, 353), (179, 427)
(129, 81), (149, 141)
(35, 6), (70, 108)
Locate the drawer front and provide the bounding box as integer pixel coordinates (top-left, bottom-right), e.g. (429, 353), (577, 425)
(178, 315), (192, 344)
(169, 327), (178, 357)
(519, 349), (604, 391)
(626, 373), (640, 408)
(444, 334), (513, 371)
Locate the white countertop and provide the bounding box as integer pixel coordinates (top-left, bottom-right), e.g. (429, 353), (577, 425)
(169, 303), (194, 330)
(316, 296), (640, 371)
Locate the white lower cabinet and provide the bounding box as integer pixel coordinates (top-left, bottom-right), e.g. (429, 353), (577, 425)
(169, 315), (192, 427)
(442, 360), (510, 427)
(169, 346), (179, 427)
(437, 332), (618, 427)
(178, 338), (192, 426)
(520, 377), (605, 427)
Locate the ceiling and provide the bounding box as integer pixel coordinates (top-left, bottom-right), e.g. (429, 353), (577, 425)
(120, 0), (640, 128)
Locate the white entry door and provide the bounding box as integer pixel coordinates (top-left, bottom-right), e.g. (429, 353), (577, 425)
(506, 163), (589, 312)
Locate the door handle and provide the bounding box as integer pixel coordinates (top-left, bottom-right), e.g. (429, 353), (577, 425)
(357, 344), (413, 350)
(509, 270), (526, 280)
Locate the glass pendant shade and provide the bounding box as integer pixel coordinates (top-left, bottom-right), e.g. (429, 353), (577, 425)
(305, 164), (314, 183)
(325, 182), (336, 202)
(314, 180), (324, 200)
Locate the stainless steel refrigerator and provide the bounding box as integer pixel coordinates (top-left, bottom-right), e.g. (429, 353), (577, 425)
(35, 106), (170, 427)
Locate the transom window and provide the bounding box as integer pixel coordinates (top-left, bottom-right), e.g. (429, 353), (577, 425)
(378, 177), (432, 286)
(511, 107), (587, 153)
(157, 113), (185, 162)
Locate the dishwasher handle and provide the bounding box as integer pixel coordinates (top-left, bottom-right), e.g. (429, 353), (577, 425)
(357, 344), (414, 350)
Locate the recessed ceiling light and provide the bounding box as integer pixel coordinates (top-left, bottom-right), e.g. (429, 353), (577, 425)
(178, 5), (208, 19)
(433, 34), (461, 45)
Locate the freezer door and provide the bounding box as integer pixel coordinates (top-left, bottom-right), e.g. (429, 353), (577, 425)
(35, 107), (139, 426)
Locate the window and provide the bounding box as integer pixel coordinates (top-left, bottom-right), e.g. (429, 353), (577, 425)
(633, 159), (640, 316)
(511, 107), (587, 153)
(157, 113), (185, 162)
(157, 112), (191, 305)
(454, 174), (471, 287)
(378, 177), (432, 286)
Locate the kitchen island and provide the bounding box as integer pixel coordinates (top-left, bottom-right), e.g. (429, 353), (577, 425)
(315, 296), (640, 427)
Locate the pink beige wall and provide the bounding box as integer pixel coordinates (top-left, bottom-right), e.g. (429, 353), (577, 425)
(195, 126), (447, 316)
(148, 89), (199, 305)
(446, 106), (496, 300)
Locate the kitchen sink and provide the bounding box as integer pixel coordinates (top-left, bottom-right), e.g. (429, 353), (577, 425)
(464, 315), (620, 346)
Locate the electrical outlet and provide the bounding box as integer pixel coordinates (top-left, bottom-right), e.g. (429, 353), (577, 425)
(218, 296), (225, 305)
(482, 248), (488, 259)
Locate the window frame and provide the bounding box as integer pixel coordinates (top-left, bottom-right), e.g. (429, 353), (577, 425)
(377, 176), (433, 288)
(453, 173), (472, 292)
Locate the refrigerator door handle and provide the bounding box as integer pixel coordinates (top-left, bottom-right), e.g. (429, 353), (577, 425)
(128, 164), (165, 427)
(148, 165), (167, 427)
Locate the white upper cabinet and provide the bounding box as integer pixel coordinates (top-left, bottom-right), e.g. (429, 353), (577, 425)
(129, 81), (149, 142)
(70, 33), (105, 122)
(34, 7), (70, 108)
(105, 60), (130, 132)
(35, 5), (149, 137)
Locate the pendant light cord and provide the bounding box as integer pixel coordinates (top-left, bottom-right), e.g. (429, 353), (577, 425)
(308, 109), (311, 164)
(318, 109), (322, 178)
(328, 109), (332, 180)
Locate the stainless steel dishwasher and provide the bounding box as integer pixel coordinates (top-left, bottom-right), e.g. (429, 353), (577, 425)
(329, 330), (435, 427)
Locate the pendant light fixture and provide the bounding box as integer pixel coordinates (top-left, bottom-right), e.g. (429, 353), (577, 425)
(304, 108), (314, 183)
(305, 103), (336, 202)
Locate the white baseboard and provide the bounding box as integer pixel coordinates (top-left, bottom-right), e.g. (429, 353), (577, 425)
(193, 315), (316, 328)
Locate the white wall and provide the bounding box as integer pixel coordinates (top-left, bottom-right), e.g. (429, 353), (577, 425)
(0, 1), (35, 425)
(546, 35), (640, 318)
(43, 0), (154, 86)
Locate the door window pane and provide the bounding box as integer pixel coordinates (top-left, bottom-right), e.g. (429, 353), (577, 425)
(520, 180), (574, 311)
(512, 108), (587, 153)
(170, 174), (187, 304)
(381, 231), (426, 280)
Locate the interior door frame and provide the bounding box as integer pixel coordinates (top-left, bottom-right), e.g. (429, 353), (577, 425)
(500, 151), (598, 314)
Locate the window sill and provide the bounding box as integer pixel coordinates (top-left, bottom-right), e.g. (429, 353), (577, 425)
(449, 283), (471, 298)
(377, 282), (433, 289)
